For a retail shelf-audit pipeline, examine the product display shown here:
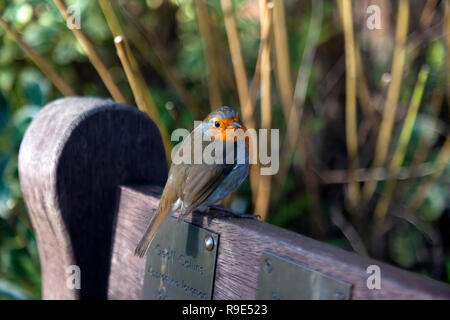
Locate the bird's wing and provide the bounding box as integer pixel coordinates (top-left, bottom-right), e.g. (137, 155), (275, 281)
(181, 163), (234, 213)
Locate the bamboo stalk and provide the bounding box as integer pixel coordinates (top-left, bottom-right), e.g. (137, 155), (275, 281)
(221, 0), (263, 212)
(331, 208), (368, 256)
(245, 3), (274, 214)
(410, 88), (444, 168)
(100, 0), (171, 159)
(254, 1), (273, 221)
(353, 41), (378, 148)
(220, 0), (254, 128)
(331, 4), (378, 142)
(98, 0), (124, 36)
(272, 0), (293, 122)
(120, 7), (203, 119)
(355, 44), (377, 121)
(114, 35), (171, 160)
(273, 0), (323, 206)
(420, 0), (439, 29)
(249, 6), (274, 119)
(410, 137), (450, 210)
(0, 15), (75, 96)
(259, 2), (273, 132)
(53, 0), (126, 102)
(317, 161), (438, 184)
(362, 0), (410, 203)
(340, 0), (360, 210)
(113, 36), (157, 119)
(98, 0), (171, 159)
(374, 66), (429, 224)
(286, 0), (323, 148)
(195, 0), (223, 110)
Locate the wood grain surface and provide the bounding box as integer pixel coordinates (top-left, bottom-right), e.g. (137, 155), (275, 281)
(109, 185), (450, 300)
(18, 97), (167, 299)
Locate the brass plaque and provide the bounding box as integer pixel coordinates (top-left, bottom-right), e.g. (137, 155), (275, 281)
(142, 216), (219, 300)
(256, 251), (352, 300)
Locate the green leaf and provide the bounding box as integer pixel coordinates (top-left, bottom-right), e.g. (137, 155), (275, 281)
(389, 224), (423, 268)
(0, 279), (30, 300)
(426, 40), (445, 72)
(419, 184), (446, 222)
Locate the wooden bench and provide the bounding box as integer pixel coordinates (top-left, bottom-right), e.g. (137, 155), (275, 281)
(18, 97), (450, 300)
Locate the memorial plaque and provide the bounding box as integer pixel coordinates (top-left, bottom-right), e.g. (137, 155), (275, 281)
(142, 216), (219, 300)
(257, 251), (352, 300)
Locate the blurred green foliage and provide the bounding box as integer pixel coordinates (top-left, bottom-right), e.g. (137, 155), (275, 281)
(0, 0), (449, 299)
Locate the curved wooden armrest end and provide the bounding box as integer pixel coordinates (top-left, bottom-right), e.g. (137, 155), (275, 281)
(18, 97), (168, 299)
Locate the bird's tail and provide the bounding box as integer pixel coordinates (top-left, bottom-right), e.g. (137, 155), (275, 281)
(134, 187), (178, 258)
(134, 210), (166, 258)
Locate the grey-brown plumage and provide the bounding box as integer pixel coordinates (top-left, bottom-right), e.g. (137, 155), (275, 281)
(134, 107), (248, 258)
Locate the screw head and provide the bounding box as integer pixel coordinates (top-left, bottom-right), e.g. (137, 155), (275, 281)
(204, 235), (214, 251)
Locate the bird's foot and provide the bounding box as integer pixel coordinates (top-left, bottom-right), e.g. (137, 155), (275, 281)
(207, 205), (261, 220)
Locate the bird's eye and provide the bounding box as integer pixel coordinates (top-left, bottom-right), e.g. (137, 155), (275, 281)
(214, 121), (220, 128)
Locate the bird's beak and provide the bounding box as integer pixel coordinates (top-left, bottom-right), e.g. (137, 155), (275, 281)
(229, 121), (242, 129)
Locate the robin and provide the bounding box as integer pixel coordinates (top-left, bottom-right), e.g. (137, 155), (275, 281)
(135, 106), (255, 258)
